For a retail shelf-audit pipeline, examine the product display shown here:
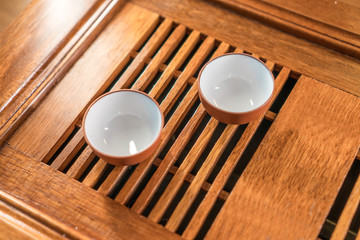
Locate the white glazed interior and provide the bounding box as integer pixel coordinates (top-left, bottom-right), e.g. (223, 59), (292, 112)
(84, 91), (162, 157)
(199, 54), (274, 113)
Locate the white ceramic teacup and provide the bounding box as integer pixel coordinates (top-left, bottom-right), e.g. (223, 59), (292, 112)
(198, 53), (274, 124)
(83, 90), (163, 165)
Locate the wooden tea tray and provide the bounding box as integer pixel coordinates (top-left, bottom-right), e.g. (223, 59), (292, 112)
(0, 0), (359, 239)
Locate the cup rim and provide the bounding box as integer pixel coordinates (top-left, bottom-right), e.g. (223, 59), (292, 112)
(198, 53), (275, 116)
(82, 89), (164, 161)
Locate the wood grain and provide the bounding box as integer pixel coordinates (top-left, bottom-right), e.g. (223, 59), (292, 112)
(206, 76), (360, 239)
(0, 145), (182, 240)
(0, 0), (121, 146)
(0, 198), (65, 240)
(0, 0), (31, 32)
(330, 174), (360, 239)
(7, 4), (159, 162)
(132, 0), (360, 97)
(212, 0), (360, 58)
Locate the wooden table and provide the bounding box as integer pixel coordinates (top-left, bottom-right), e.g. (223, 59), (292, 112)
(0, 0), (359, 239)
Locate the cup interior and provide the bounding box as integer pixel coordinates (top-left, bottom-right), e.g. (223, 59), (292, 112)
(199, 54), (274, 113)
(84, 91), (162, 157)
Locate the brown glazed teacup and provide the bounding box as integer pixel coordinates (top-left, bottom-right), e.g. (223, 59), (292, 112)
(83, 90), (163, 166)
(198, 53), (274, 124)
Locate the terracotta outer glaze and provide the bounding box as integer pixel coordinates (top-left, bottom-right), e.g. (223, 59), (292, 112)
(82, 89), (164, 166)
(197, 53), (274, 124)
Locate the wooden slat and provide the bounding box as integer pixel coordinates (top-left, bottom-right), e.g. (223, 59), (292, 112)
(49, 130), (84, 169)
(131, 105), (207, 213)
(151, 158), (230, 201)
(160, 36), (216, 114)
(132, 0), (360, 96)
(165, 124), (238, 231)
(130, 43), (230, 213)
(82, 160), (108, 188)
(206, 76), (360, 239)
(98, 30), (207, 200)
(148, 118), (219, 222)
(149, 30), (201, 99)
(331, 174), (360, 240)
(182, 66), (290, 239)
(111, 18), (173, 90)
(131, 24), (187, 90)
(112, 37), (216, 205)
(97, 165), (128, 195)
(7, 4), (160, 162)
(79, 24), (188, 188)
(0, 0), (113, 146)
(66, 146), (96, 179)
(0, 145), (182, 240)
(46, 18), (174, 175)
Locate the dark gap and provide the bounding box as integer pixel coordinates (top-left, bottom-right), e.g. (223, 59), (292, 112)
(349, 201), (360, 234)
(176, 189), (206, 235)
(259, 57), (267, 63)
(195, 197), (225, 240)
(193, 44), (218, 78)
(142, 173), (174, 217)
(318, 160), (360, 239)
(206, 124), (248, 184)
(159, 100), (201, 160)
(78, 156), (99, 182)
(269, 74), (299, 113)
(325, 159), (360, 222)
(92, 164), (115, 190)
(108, 164), (138, 199)
(174, 114), (211, 167)
(272, 69), (280, 80)
(46, 126), (80, 165)
(190, 122), (227, 176)
(164, 84), (192, 125)
(144, 70), (163, 94)
(136, 17), (165, 53)
(157, 77), (177, 104)
(159, 181), (190, 226)
(243, 50), (252, 55)
(124, 165), (158, 208)
(104, 56), (134, 93)
(62, 143), (87, 174)
(318, 220), (335, 240)
(178, 38), (203, 72)
(164, 29), (189, 65)
(229, 45), (237, 52)
(344, 231), (357, 240)
(224, 119), (272, 192)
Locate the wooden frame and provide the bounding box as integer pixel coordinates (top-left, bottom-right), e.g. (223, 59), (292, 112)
(0, 0), (359, 239)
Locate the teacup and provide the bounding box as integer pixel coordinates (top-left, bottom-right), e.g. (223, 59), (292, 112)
(198, 53), (274, 124)
(83, 90), (163, 165)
